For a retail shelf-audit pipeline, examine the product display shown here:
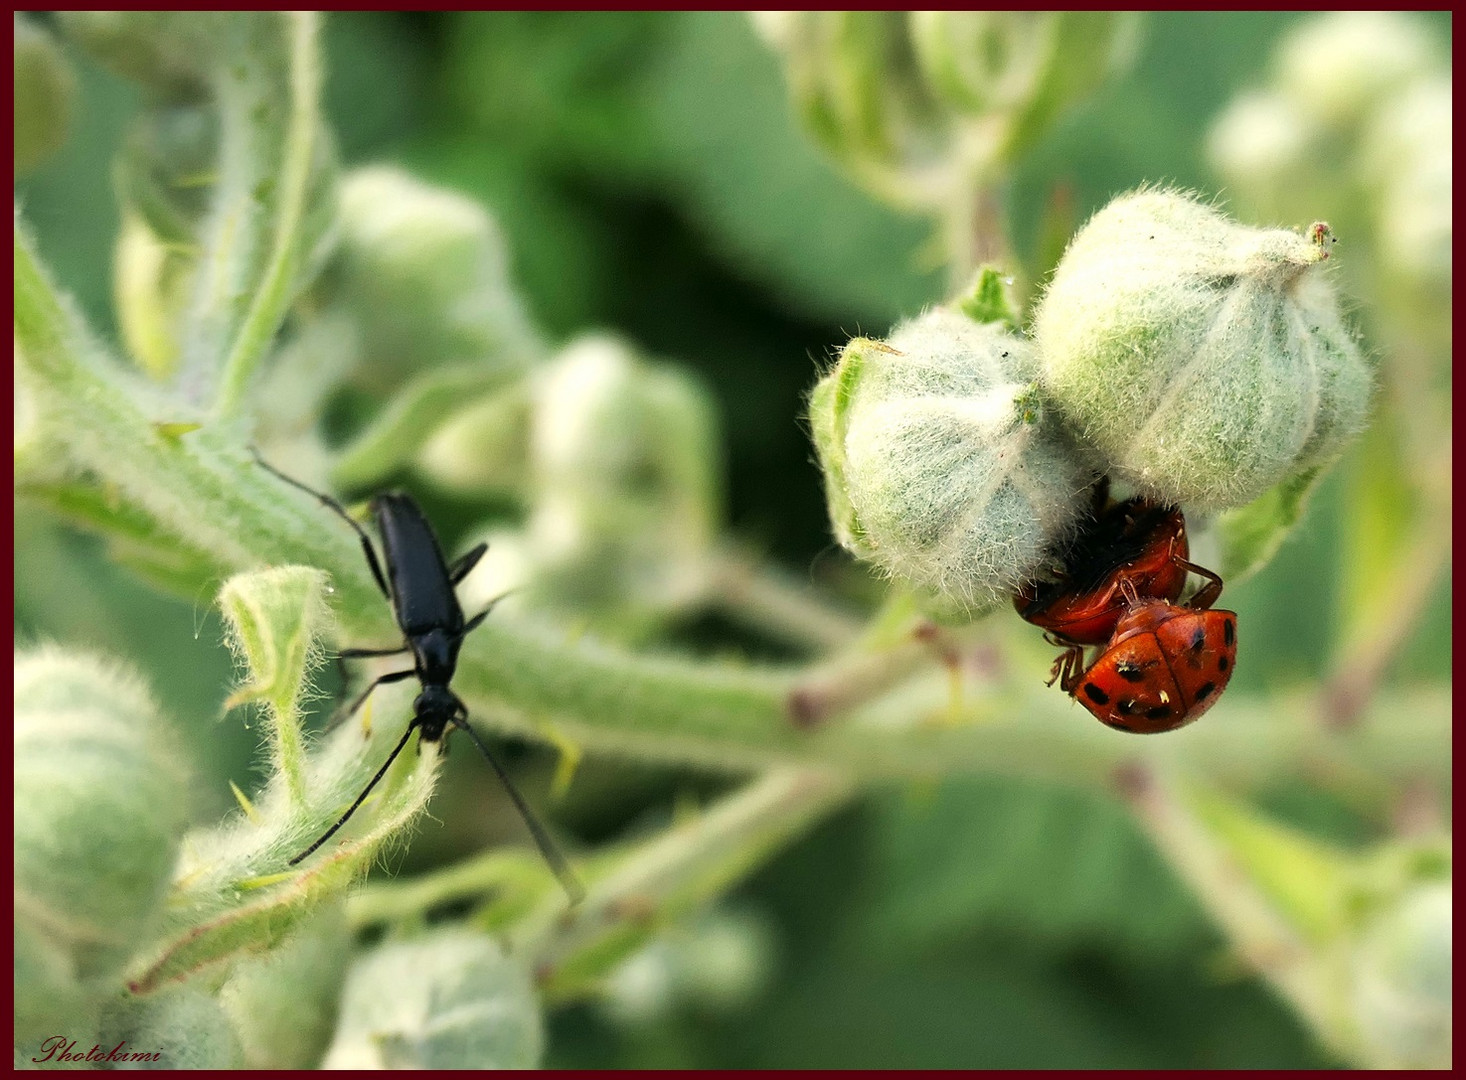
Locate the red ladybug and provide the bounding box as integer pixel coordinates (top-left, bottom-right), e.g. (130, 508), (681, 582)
(1014, 488), (1189, 646)
(1048, 567), (1237, 734)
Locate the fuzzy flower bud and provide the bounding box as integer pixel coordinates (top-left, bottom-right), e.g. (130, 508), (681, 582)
(1350, 881), (1452, 1069)
(754, 12), (1139, 205)
(532, 335), (719, 533)
(321, 929), (543, 1069)
(1358, 78), (1452, 290)
(15, 921), (98, 1051)
(414, 383), (533, 498)
(14, 14), (76, 175)
(910, 12), (1139, 162)
(464, 334), (721, 638)
(100, 985), (245, 1069)
(14, 648), (190, 979)
(334, 166), (541, 391)
(1033, 189), (1370, 511)
(218, 905), (350, 1069)
(1273, 12), (1440, 132)
(810, 308), (1091, 614)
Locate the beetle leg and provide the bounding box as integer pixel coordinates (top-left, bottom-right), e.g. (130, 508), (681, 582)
(288, 719), (420, 866)
(337, 644), (410, 659)
(252, 450), (392, 601)
(461, 588), (518, 631)
(1048, 645), (1088, 694)
(449, 541), (489, 586)
(1175, 557), (1224, 610)
(323, 668), (416, 734)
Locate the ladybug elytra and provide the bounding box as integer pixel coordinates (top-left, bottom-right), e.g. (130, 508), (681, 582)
(1049, 571), (1237, 734)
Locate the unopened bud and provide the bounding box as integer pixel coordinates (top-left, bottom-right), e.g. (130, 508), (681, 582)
(14, 648), (189, 979)
(334, 166), (540, 391)
(322, 929), (542, 1069)
(1273, 12), (1440, 132)
(810, 309), (1091, 614)
(1034, 189), (1370, 511)
(14, 14), (76, 175)
(1351, 881), (1451, 1069)
(1359, 78), (1452, 290)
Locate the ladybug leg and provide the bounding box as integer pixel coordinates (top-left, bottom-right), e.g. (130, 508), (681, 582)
(1175, 557), (1224, 610)
(1048, 645), (1088, 694)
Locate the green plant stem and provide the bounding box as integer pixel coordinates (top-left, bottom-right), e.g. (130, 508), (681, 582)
(702, 546), (863, 652)
(16, 219), (1450, 810)
(526, 767), (851, 985)
(213, 12), (325, 418)
(944, 172), (1010, 295)
(1322, 507), (1452, 729)
(1122, 768), (1359, 1065)
(450, 621), (1449, 791)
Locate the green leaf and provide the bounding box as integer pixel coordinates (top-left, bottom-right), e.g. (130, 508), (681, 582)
(218, 565), (332, 804)
(954, 264), (1021, 327)
(63, 12), (338, 414)
(18, 479), (232, 600)
(854, 776), (1212, 962)
(1215, 466), (1326, 585)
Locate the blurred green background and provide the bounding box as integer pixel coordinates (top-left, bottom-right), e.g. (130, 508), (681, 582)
(14, 11), (1450, 1068)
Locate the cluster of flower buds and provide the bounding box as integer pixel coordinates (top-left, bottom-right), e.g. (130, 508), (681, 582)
(752, 12), (1139, 208)
(456, 334), (723, 641)
(1208, 12), (1449, 294)
(812, 189), (1370, 612)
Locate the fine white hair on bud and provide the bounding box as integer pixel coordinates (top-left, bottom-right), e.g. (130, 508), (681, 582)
(335, 165), (540, 388)
(13, 648), (190, 980)
(810, 309), (1092, 615)
(321, 929), (543, 1070)
(1033, 188), (1371, 512)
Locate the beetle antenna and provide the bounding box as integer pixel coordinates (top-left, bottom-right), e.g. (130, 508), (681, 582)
(289, 721), (419, 866)
(451, 717), (585, 905)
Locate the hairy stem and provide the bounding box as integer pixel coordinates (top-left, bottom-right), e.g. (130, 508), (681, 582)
(213, 12), (326, 417)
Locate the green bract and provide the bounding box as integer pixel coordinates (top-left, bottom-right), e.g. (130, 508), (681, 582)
(1033, 189), (1371, 512)
(810, 308), (1091, 614)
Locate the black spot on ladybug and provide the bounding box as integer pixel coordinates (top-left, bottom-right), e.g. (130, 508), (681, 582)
(1144, 705), (1171, 721)
(1217, 654), (1229, 672)
(1195, 681), (1216, 702)
(1223, 619), (1235, 647)
(1190, 626), (1206, 651)
(1115, 660), (1145, 683)
(1116, 699), (1138, 716)
(1084, 683), (1110, 705)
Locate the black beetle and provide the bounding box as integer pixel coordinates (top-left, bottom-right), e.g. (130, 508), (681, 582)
(254, 453), (581, 901)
